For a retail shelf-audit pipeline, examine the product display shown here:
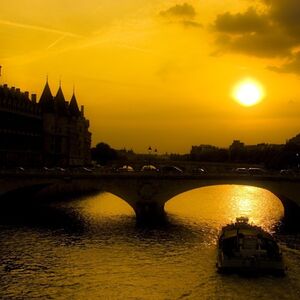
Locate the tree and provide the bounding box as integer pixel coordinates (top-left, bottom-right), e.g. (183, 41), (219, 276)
(91, 142), (118, 165)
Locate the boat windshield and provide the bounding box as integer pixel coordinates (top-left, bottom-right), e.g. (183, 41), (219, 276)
(223, 230), (238, 239)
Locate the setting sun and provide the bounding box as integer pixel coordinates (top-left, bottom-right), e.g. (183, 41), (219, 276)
(233, 79), (265, 107)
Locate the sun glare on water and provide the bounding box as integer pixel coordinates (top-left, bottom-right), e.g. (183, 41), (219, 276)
(233, 78), (265, 107)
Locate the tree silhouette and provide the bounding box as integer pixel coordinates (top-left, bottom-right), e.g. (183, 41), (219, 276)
(91, 142), (118, 165)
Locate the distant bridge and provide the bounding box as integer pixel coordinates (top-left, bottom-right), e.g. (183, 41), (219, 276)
(1, 172), (300, 226)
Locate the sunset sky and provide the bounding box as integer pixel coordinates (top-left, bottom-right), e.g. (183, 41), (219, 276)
(1, 0), (300, 153)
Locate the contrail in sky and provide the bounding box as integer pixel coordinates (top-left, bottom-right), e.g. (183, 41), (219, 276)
(47, 36), (66, 49)
(0, 19), (82, 38)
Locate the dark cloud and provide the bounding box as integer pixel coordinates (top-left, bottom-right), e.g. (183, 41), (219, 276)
(266, 0), (300, 37)
(216, 30), (295, 58)
(159, 3), (202, 28)
(268, 52), (300, 73)
(182, 20), (203, 28)
(215, 8), (269, 34)
(160, 3), (196, 19)
(213, 0), (300, 74)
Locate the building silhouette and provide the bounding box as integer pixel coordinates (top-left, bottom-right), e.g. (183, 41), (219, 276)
(288, 133), (300, 146)
(0, 80), (91, 167)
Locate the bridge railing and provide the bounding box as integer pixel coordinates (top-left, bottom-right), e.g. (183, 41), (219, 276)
(1, 168), (300, 181)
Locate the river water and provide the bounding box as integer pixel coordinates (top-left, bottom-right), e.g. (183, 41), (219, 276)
(1, 185), (300, 299)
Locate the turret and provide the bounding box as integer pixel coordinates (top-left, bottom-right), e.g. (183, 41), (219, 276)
(39, 80), (54, 112)
(69, 92), (80, 117)
(54, 85), (68, 115)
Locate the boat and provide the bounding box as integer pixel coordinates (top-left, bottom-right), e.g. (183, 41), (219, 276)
(216, 217), (285, 275)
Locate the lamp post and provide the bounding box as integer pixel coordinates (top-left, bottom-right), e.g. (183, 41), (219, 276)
(147, 146), (158, 167)
(148, 146), (152, 166)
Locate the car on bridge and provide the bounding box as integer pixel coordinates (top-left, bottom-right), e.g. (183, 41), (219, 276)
(233, 167), (266, 175)
(248, 167), (266, 175)
(160, 165), (183, 174)
(16, 166), (25, 173)
(233, 167), (249, 174)
(192, 167), (206, 174)
(140, 165), (159, 172)
(117, 165), (135, 172)
(280, 169), (296, 176)
(82, 167), (93, 172)
(42, 167), (56, 173)
(55, 167), (66, 173)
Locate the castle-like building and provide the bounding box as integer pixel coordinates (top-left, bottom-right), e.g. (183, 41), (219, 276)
(0, 80), (91, 167)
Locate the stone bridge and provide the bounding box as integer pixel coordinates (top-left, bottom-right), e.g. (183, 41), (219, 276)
(1, 172), (300, 226)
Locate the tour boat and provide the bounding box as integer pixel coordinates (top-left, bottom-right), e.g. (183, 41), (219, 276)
(216, 217), (285, 275)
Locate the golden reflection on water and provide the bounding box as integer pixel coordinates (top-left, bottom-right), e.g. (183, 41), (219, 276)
(165, 185), (284, 233)
(70, 185), (284, 234)
(0, 186), (297, 300)
(75, 192), (134, 217)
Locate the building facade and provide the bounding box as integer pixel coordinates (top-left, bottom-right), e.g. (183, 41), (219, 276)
(0, 81), (91, 168)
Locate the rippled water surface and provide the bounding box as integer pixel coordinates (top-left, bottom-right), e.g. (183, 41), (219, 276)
(1, 185), (300, 299)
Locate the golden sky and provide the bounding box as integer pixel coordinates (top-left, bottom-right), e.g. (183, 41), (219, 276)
(1, 0), (300, 153)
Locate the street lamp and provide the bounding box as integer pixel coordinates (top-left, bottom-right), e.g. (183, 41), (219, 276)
(148, 146), (152, 166)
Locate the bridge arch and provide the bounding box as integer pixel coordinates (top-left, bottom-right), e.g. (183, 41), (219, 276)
(165, 185), (284, 229)
(146, 179), (300, 229)
(92, 178), (299, 225)
(1, 174), (300, 227)
(77, 191), (135, 217)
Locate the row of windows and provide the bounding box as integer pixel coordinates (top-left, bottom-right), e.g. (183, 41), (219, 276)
(0, 97), (40, 115)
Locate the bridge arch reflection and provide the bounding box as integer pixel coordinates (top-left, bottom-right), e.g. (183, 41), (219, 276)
(165, 185), (284, 232)
(80, 192), (135, 217)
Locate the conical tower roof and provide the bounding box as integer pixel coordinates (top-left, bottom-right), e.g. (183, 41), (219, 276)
(39, 80), (54, 112)
(69, 93), (80, 117)
(54, 85), (68, 115)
